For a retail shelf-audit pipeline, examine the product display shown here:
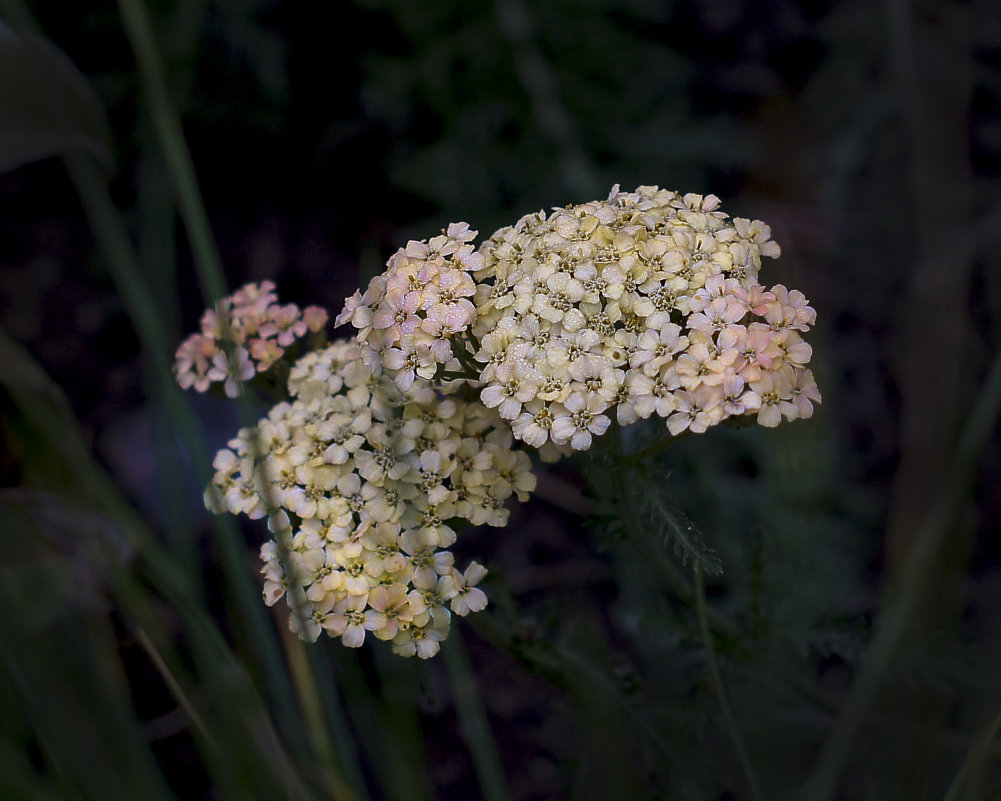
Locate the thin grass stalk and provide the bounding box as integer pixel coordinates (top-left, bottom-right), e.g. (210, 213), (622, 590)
(442, 623), (510, 801)
(693, 566), (766, 801)
(0, 624), (174, 801)
(110, 522), (316, 799)
(135, 626), (216, 752)
(108, 8), (371, 786)
(800, 344), (1001, 801)
(115, 0), (227, 306)
(59, 144), (309, 743)
(279, 631), (365, 801)
(107, 9), (352, 770)
(940, 700), (1001, 801)
(341, 648), (435, 801)
(305, 644), (373, 801)
(106, 7), (364, 786)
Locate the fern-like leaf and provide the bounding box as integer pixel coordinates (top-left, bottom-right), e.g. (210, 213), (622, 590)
(635, 470), (723, 577)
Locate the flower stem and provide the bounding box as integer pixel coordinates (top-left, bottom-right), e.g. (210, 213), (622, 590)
(694, 566), (766, 801)
(116, 0), (229, 307)
(607, 422), (738, 638)
(940, 698), (1001, 801)
(443, 624), (510, 801)
(624, 428), (690, 464)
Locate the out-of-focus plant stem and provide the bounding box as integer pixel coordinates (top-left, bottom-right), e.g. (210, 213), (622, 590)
(800, 332), (1001, 801)
(694, 566), (765, 801)
(607, 422), (739, 639)
(0, 2), (360, 794)
(116, 0), (227, 307)
(443, 624), (510, 801)
(112, 4), (369, 794)
(940, 699), (1001, 801)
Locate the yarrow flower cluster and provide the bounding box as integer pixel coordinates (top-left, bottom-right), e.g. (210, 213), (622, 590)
(174, 280), (328, 397)
(336, 223), (484, 390)
(178, 184), (821, 658)
(205, 338), (534, 657)
(469, 186), (820, 449)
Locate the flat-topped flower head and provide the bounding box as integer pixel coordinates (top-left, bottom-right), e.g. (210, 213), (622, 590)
(174, 281), (328, 396)
(204, 336), (536, 656)
(469, 185), (813, 449)
(191, 183), (821, 661)
(338, 223), (484, 388)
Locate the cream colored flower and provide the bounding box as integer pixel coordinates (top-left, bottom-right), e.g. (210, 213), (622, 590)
(440, 562), (489, 616)
(470, 185), (791, 450)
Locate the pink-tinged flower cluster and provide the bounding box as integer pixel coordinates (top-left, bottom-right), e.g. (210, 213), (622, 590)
(173, 281), (328, 397)
(469, 185), (820, 449)
(180, 184), (821, 660)
(336, 223), (484, 391)
(205, 338), (535, 657)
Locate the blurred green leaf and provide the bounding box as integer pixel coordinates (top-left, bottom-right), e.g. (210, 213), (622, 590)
(0, 20), (113, 175)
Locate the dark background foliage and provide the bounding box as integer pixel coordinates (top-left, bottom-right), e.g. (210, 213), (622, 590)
(2, 0), (1001, 799)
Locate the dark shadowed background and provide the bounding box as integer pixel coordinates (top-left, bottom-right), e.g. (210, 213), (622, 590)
(2, 1), (1001, 799)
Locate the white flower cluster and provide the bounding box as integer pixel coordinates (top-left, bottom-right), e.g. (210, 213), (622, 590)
(336, 223), (484, 391)
(468, 185), (820, 448)
(206, 338), (535, 658)
(183, 184), (820, 660)
(338, 186), (821, 455)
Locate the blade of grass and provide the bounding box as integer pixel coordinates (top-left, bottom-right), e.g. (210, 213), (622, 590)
(0, 7), (321, 778)
(693, 565), (766, 801)
(115, 0), (227, 306)
(102, 12), (353, 780)
(800, 342), (1001, 800)
(442, 622), (510, 801)
(940, 700), (1001, 801)
(278, 622), (370, 801)
(58, 145), (314, 756)
(0, 331), (317, 799)
(0, 503), (175, 801)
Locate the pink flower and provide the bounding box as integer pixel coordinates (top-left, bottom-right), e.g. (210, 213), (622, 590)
(786, 366), (822, 419)
(303, 306), (329, 332)
(249, 338), (285, 371)
(207, 346), (255, 398)
(718, 323), (781, 382)
(730, 283), (775, 315)
(666, 385), (724, 435)
(764, 285), (816, 331)
(719, 373), (760, 418)
(687, 295), (746, 334)
(336, 290), (363, 327)
(261, 304), (308, 346)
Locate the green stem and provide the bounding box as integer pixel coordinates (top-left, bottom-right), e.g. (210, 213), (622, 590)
(443, 624), (510, 801)
(454, 341), (483, 377)
(940, 699), (1001, 801)
(801, 341), (1001, 801)
(607, 422), (738, 639)
(116, 0), (228, 307)
(465, 328), (481, 353)
(135, 627), (215, 752)
(438, 369), (481, 383)
(624, 428), (690, 464)
(694, 566), (766, 801)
